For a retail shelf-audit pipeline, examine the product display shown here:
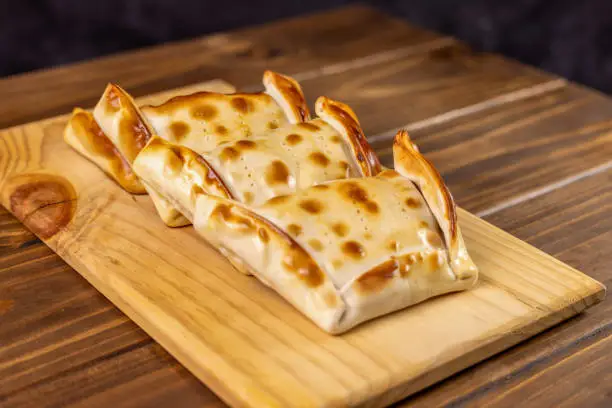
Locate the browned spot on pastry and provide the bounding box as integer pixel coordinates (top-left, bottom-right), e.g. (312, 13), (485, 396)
(265, 160), (291, 185)
(105, 86), (121, 112)
(365, 201), (379, 213)
(281, 247), (324, 288)
(338, 182), (379, 214)
(331, 222), (348, 237)
(330, 135), (342, 144)
(339, 181), (367, 202)
(268, 121), (279, 130)
(396, 252), (425, 278)
(341, 240), (366, 260)
(300, 199), (323, 214)
(243, 191), (254, 204)
(236, 140), (257, 150)
(308, 239), (324, 252)
(323, 291), (338, 307)
(211, 204), (255, 234)
(190, 104), (217, 120)
(298, 122), (320, 132)
(285, 133), (302, 146)
(118, 115), (152, 159)
(267, 195), (289, 205)
(286, 224), (302, 237)
(258, 228), (270, 243)
(312, 184), (329, 190)
(419, 221), (429, 228)
(378, 170), (400, 179)
(169, 121), (189, 141)
(422, 230), (444, 248)
(220, 146), (240, 162)
(426, 252), (442, 270)
(339, 161), (350, 174)
(387, 240), (398, 251)
(215, 125), (228, 135)
(405, 197), (422, 209)
(356, 259), (397, 294)
(332, 259), (343, 269)
(231, 97), (252, 114)
(213, 201), (325, 287)
(364, 232), (373, 240)
(164, 146), (185, 175)
(309, 152), (330, 167)
(8, 174), (76, 239)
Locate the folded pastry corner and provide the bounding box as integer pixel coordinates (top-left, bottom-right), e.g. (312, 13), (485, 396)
(393, 130), (478, 284)
(263, 70), (310, 123)
(64, 108), (146, 194)
(315, 96), (381, 177)
(92, 83), (188, 226)
(93, 83), (154, 164)
(193, 135), (478, 334)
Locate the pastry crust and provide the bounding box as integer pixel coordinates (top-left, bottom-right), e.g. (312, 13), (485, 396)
(133, 137), (234, 222)
(263, 70), (310, 123)
(140, 71), (310, 155)
(64, 71), (310, 226)
(133, 97), (381, 227)
(194, 152), (478, 333)
(194, 194), (346, 332)
(316, 97), (382, 177)
(93, 83), (155, 164)
(393, 130), (478, 283)
(64, 108), (146, 194)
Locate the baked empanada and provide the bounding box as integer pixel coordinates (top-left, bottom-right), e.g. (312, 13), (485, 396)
(193, 130), (478, 334)
(64, 71), (309, 226)
(139, 70), (309, 155)
(132, 96), (381, 224)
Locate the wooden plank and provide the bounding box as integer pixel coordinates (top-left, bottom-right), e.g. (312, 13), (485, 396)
(371, 85), (612, 214)
(0, 81), (604, 408)
(401, 167), (612, 407)
(297, 44), (557, 138)
(0, 5), (443, 129)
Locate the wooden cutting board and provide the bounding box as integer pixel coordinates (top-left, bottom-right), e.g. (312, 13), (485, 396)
(0, 79), (605, 408)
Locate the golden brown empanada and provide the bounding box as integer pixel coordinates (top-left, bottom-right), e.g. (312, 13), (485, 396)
(192, 130), (478, 334)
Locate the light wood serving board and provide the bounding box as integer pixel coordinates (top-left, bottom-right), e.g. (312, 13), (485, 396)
(0, 79), (605, 408)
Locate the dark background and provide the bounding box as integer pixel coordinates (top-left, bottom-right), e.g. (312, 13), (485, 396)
(2, 0), (612, 93)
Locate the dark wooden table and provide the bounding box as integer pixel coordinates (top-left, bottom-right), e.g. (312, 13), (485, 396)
(1, 5), (610, 407)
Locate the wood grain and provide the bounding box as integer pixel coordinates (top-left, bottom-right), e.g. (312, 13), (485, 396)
(401, 168), (612, 408)
(0, 80), (604, 407)
(371, 85), (612, 214)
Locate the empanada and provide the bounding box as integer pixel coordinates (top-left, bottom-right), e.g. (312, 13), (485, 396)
(64, 71), (309, 226)
(193, 130), (478, 334)
(132, 96), (381, 224)
(139, 70), (309, 155)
